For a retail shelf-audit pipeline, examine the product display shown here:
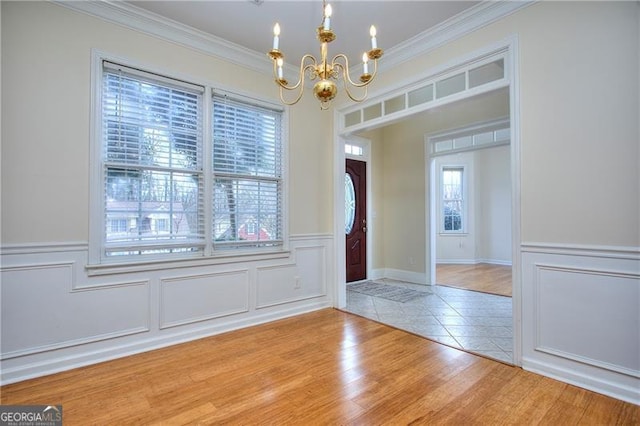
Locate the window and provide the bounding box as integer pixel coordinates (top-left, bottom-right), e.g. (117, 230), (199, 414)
(212, 94), (283, 250)
(442, 167), (464, 232)
(345, 144), (363, 156)
(93, 58), (284, 264)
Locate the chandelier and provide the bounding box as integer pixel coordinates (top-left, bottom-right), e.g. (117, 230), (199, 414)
(268, 1), (383, 110)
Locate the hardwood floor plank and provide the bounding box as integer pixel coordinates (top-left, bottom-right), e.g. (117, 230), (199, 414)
(1, 309), (635, 425)
(437, 263), (512, 297)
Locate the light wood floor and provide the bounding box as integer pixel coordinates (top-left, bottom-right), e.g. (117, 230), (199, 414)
(1, 309), (636, 425)
(437, 263), (512, 297)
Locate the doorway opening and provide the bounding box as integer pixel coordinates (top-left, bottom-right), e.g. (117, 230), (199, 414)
(336, 38), (521, 365)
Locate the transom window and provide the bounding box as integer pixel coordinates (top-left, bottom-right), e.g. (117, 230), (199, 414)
(93, 58), (285, 264)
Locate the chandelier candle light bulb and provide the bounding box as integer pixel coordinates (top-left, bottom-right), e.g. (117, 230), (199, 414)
(273, 23), (280, 50)
(370, 25), (377, 49)
(268, 1), (383, 109)
(323, 4), (332, 31)
(277, 58), (284, 80)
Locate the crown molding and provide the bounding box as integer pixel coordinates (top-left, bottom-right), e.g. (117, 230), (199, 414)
(53, 0), (273, 74)
(54, 0), (534, 77)
(379, 0), (535, 72)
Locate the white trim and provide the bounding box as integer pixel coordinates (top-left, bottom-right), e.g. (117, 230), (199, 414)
(521, 243), (640, 405)
(439, 164), (468, 234)
(343, 135), (373, 284)
(0, 300), (329, 386)
(54, 1), (533, 83)
(378, 268), (429, 286)
(0, 242), (89, 255)
(340, 41), (512, 134)
(54, 0), (271, 74)
(88, 49), (289, 270)
(521, 242), (640, 260)
(436, 259), (512, 267)
(379, 1), (534, 73)
(523, 357), (640, 406)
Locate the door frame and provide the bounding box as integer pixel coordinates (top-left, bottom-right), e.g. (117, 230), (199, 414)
(333, 36), (522, 366)
(344, 136), (372, 283)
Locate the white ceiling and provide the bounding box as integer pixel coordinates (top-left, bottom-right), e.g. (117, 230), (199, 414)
(127, 1), (480, 67)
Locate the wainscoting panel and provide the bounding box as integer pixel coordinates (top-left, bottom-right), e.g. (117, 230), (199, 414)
(256, 245), (327, 308)
(160, 270), (250, 329)
(1, 262), (149, 359)
(0, 234), (333, 384)
(521, 243), (640, 404)
(535, 265), (639, 375)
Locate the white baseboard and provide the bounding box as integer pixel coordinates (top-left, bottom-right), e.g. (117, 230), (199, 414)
(0, 235), (335, 385)
(523, 356), (640, 405)
(369, 268), (429, 286)
(521, 243), (639, 405)
(436, 258), (512, 266)
(0, 300), (330, 385)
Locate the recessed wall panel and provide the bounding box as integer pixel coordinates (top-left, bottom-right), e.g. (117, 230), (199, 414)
(536, 265), (640, 375)
(1, 263), (149, 357)
(160, 270), (249, 329)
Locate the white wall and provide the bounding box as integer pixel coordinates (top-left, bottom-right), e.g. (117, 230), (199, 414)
(434, 145), (511, 266)
(0, 1), (334, 383)
(474, 145), (511, 264)
(434, 151), (477, 263)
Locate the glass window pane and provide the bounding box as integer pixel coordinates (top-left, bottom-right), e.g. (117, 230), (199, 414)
(345, 174), (356, 234)
(363, 103), (382, 121)
(345, 110), (361, 127)
(408, 84), (433, 107)
(384, 95), (405, 115)
(436, 73), (465, 99)
(469, 59), (504, 88)
(442, 167), (463, 232)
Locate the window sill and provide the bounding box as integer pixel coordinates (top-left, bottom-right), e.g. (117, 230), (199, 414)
(439, 232), (469, 236)
(86, 249), (291, 277)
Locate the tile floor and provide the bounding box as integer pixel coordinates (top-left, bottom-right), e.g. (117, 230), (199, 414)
(344, 278), (513, 363)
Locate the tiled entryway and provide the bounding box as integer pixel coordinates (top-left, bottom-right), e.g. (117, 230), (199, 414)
(344, 278), (513, 363)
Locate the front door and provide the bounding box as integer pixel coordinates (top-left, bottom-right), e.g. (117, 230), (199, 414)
(345, 158), (367, 282)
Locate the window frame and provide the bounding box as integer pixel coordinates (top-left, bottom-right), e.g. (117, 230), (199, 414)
(88, 51), (289, 273)
(440, 165), (466, 234)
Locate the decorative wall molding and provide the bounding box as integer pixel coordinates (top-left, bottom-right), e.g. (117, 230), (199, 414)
(53, 0), (271, 74)
(521, 244), (640, 404)
(159, 270), (250, 329)
(521, 242), (640, 260)
(53, 1), (535, 78)
(0, 235), (333, 385)
(380, 1), (534, 73)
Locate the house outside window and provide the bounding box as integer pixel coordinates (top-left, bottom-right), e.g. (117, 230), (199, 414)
(442, 166), (464, 232)
(91, 56), (285, 265)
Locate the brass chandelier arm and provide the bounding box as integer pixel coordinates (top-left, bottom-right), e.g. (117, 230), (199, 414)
(272, 54), (318, 106)
(273, 54), (318, 90)
(269, 2), (382, 108)
(328, 54), (377, 103)
(331, 54), (378, 89)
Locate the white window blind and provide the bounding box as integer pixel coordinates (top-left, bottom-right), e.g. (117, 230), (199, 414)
(212, 94), (283, 250)
(102, 61), (205, 258)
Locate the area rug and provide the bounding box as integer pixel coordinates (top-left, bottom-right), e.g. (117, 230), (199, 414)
(347, 281), (429, 303)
